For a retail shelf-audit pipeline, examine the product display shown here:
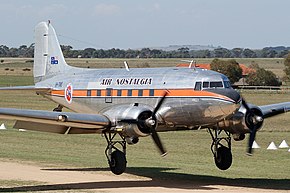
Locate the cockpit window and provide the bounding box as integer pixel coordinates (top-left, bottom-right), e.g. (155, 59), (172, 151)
(210, 81), (223, 88)
(194, 81), (226, 90)
(203, 82), (209, 88)
(195, 82), (202, 90)
(224, 81), (232, 88)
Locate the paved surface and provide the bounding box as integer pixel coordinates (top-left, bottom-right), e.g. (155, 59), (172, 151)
(0, 161), (288, 192)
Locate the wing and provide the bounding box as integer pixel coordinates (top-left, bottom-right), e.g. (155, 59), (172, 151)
(0, 108), (110, 134)
(0, 85), (51, 93)
(259, 102), (290, 118)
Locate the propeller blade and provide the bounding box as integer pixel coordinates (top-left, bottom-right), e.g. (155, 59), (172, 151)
(150, 128), (167, 156)
(150, 90), (168, 156)
(242, 97), (259, 155)
(247, 125), (257, 155)
(152, 91), (168, 115)
(242, 98), (250, 111)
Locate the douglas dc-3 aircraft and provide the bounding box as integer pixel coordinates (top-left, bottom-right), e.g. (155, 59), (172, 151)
(1, 21), (290, 175)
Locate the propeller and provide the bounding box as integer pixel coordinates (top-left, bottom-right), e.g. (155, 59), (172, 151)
(241, 98), (263, 155)
(119, 91), (168, 156)
(147, 91), (169, 156)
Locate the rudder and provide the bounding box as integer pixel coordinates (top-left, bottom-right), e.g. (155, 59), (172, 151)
(34, 21), (70, 83)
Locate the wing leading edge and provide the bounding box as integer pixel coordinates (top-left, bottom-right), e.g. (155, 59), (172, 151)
(259, 102), (290, 118)
(0, 85), (51, 92)
(0, 108), (110, 134)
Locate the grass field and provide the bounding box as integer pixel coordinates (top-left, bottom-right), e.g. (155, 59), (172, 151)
(0, 58), (289, 190)
(0, 57), (286, 77)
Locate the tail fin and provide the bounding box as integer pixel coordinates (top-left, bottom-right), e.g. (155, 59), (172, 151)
(34, 21), (71, 83)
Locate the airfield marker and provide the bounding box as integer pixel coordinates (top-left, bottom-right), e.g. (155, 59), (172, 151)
(278, 140), (289, 148)
(0, 123), (7, 130)
(252, 140), (260, 149)
(267, 142), (278, 150)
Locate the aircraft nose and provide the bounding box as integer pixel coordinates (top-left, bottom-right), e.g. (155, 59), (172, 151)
(208, 89), (241, 104)
(225, 89), (241, 104)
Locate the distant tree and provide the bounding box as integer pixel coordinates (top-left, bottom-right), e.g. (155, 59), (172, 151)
(151, 49), (162, 58)
(246, 64), (281, 86)
(139, 48), (151, 58)
(125, 49), (138, 58)
(261, 48), (278, 58)
(213, 48), (231, 58)
(177, 47), (190, 57)
(24, 43), (35, 57)
(231, 48), (243, 58)
(82, 48), (96, 58)
(61, 45), (73, 57)
(284, 53), (290, 80)
(93, 49), (106, 58)
(8, 47), (18, 57)
(242, 48), (256, 58)
(18, 45), (28, 57)
(210, 59), (243, 83)
(278, 50), (289, 58)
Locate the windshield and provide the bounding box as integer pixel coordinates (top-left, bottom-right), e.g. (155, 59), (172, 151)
(194, 80), (231, 90)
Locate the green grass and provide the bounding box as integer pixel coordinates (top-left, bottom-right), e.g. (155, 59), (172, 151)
(0, 59), (290, 190)
(1, 57), (286, 73)
(0, 75), (34, 86)
(0, 129), (289, 178)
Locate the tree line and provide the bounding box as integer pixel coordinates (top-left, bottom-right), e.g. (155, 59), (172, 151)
(211, 59), (282, 86)
(1, 44), (290, 58)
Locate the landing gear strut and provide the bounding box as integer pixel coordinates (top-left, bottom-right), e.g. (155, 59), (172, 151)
(208, 128), (232, 170)
(104, 132), (127, 175)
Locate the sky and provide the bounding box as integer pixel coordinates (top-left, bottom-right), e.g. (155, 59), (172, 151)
(1, 0), (290, 50)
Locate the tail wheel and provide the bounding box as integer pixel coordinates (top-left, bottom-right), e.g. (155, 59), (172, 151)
(109, 150), (127, 175)
(214, 145), (232, 170)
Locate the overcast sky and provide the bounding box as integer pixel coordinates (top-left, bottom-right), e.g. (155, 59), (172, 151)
(1, 0), (290, 50)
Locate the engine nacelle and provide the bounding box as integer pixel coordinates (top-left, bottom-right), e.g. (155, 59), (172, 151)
(217, 104), (264, 138)
(102, 105), (155, 138)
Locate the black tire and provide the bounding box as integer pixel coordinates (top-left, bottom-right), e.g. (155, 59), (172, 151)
(109, 150), (127, 175)
(214, 146), (232, 170)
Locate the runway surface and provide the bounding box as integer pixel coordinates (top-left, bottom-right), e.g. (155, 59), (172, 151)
(0, 160), (288, 192)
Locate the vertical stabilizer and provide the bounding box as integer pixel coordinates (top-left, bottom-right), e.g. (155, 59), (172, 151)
(34, 21), (70, 83)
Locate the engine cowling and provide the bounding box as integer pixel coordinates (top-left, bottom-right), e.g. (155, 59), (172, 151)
(102, 105), (155, 138)
(217, 104), (264, 140)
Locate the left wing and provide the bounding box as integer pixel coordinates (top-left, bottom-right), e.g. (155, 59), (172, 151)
(259, 102), (290, 118)
(0, 85), (51, 93)
(0, 108), (110, 134)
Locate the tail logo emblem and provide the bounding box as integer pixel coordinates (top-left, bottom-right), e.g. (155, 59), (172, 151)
(51, 56), (59, 64)
(65, 83), (73, 104)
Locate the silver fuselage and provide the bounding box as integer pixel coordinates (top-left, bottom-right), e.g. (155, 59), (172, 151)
(37, 67), (241, 131)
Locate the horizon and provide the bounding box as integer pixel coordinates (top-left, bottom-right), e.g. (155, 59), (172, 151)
(2, 1), (290, 50)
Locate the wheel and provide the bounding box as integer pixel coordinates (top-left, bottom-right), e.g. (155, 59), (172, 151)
(214, 145), (232, 170)
(109, 150), (127, 175)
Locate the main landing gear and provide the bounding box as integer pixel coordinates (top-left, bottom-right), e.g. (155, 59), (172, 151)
(208, 128), (232, 170)
(104, 132), (127, 175)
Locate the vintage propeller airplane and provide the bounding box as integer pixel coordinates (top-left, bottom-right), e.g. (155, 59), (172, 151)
(1, 21), (290, 175)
